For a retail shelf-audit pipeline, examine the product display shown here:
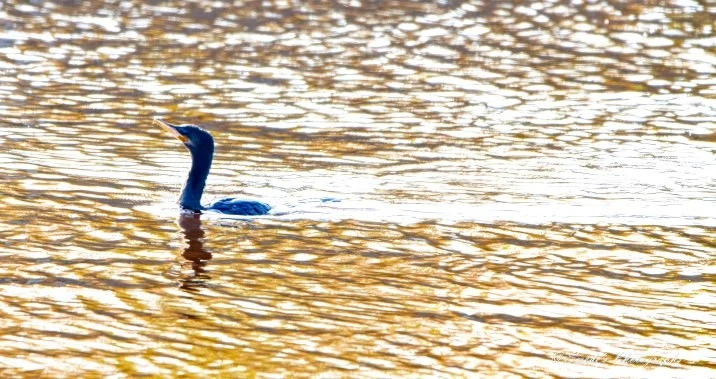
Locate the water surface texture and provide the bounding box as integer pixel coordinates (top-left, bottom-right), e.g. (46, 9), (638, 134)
(1, 0), (715, 378)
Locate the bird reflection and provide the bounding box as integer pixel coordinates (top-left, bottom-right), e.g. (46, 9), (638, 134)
(170, 212), (213, 291)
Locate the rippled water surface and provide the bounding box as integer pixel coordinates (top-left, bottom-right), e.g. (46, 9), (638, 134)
(1, 0), (715, 377)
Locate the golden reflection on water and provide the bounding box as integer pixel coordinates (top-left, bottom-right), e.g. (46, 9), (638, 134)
(1, 213), (714, 377)
(0, 0), (715, 377)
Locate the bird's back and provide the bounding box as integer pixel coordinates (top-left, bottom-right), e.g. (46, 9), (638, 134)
(207, 198), (271, 215)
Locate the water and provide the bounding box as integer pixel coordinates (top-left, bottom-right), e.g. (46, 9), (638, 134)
(1, 0), (715, 377)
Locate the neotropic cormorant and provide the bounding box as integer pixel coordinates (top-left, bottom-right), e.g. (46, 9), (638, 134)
(154, 118), (271, 215)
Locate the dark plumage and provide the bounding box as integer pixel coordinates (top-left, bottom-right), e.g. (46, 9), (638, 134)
(154, 118), (270, 216)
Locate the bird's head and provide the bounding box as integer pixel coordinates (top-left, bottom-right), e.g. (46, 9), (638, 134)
(153, 118), (214, 155)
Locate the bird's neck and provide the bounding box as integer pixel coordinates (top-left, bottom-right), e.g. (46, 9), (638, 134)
(179, 149), (213, 211)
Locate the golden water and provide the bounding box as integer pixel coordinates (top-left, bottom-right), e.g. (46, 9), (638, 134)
(0, 1), (714, 378)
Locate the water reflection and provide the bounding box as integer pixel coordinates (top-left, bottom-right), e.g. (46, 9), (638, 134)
(165, 212), (213, 292)
(0, 0), (715, 377)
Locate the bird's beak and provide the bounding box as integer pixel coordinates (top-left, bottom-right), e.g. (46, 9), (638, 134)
(153, 118), (188, 143)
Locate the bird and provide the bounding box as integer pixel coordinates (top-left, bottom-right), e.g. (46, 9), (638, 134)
(153, 118), (271, 215)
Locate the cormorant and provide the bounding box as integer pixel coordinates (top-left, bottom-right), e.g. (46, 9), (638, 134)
(154, 118), (271, 215)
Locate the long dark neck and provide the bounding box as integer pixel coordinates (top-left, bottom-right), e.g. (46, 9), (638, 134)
(179, 148), (213, 211)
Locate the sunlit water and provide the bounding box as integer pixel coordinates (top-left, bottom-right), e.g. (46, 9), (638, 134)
(1, 1), (715, 378)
